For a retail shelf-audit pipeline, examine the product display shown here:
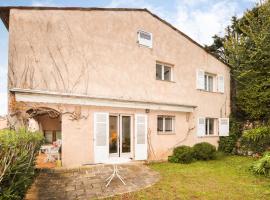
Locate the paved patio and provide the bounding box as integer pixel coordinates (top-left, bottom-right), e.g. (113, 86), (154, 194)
(25, 163), (160, 199)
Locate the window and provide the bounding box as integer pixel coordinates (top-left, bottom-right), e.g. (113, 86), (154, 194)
(44, 130), (62, 144)
(44, 131), (53, 143)
(156, 63), (173, 81)
(205, 118), (215, 135)
(157, 116), (174, 133)
(137, 30), (152, 48)
(204, 74), (214, 92)
(156, 64), (162, 80)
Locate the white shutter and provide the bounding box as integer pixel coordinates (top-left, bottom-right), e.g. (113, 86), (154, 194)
(217, 75), (225, 93)
(135, 114), (148, 160)
(219, 118), (229, 136)
(197, 117), (205, 137)
(196, 69), (205, 90)
(94, 112), (109, 163)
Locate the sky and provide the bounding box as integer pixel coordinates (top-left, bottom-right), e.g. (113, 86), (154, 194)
(0, 0), (259, 116)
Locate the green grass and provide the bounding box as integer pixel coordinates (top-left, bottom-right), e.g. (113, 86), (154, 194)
(108, 156), (270, 200)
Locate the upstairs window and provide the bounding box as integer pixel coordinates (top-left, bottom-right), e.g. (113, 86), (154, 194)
(204, 74), (214, 92)
(137, 30), (152, 48)
(156, 63), (173, 81)
(157, 116), (175, 133)
(196, 69), (225, 93)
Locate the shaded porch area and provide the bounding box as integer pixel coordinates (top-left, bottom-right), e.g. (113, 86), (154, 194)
(27, 107), (62, 169)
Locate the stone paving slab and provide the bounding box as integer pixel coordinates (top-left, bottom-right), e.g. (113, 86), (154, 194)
(25, 163), (160, 200)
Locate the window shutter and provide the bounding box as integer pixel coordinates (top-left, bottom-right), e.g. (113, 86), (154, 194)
(94, 112), (109, 163)
(219, 118), (229, 136)
(197, 117), (205, 137)
(217, 75), (225, 93)
(196, 69), (205, 90)
(135, 114), (148, 160)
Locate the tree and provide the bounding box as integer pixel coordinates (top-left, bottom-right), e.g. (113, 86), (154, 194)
(206, 1), (270, 122)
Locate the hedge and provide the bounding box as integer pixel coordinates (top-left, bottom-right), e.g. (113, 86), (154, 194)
(168, 146), (194, 164)
(169, 142), (217, 164)
(0, 129), (43, 200)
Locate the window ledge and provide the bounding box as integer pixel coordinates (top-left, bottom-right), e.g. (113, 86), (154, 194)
(198, 135), (220, 138)
(157, 131), (175, 135)
(197, 89), (224, 94)
(156, 79), (175, 83)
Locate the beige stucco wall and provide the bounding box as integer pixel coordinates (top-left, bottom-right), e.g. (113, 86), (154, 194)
(7, 9), (230, 167)
(36, 115), (61, 131)
(35, 104), (217, 167)
(0, 117), (7, 130)
(8, 9), (230, 115)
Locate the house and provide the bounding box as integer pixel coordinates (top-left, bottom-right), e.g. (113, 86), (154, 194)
(0, 7), (230, 167)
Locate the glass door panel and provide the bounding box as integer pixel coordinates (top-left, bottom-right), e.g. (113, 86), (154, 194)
(44, 131), (53, 144)
(56, 131), (62, 140)
(109, 116), (118, 154)
(121, 116), (131, 153)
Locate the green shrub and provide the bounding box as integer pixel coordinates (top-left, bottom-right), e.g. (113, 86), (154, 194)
(241, 126), (270, 154)
(250, 151), (270, 177)
(169, 146), (194, 164)
(218, 136), (237, 154)
(0, 128), (43, 200)
(193, 142), (217, 160)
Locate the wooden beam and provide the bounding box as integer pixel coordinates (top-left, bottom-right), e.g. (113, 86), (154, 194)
(0, 9), (9, 30)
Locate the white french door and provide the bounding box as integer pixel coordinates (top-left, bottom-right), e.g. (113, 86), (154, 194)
(109, 114), (132, 158)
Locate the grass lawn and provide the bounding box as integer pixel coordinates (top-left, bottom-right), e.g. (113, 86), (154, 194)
(108, 156), (270, 200)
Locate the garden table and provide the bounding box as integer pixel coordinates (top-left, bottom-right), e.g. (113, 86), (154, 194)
(104, 157), (131, 187)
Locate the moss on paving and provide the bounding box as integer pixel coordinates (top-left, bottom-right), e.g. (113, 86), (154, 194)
(107, 156), (270, 200)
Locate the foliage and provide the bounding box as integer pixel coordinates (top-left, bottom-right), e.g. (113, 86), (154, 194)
(218, 116), (242, 154)
(218, 136), (237, 154)
(168, 146), (194, 164)
(251, 151), (270, 177)
(0, 129), (43, 200)
(206, 1), (270, 121)
(112, 156), (269, 199)
(193, 142), (217, 160)
(169, 143), (218, 163)
(241, 125), (270, 153)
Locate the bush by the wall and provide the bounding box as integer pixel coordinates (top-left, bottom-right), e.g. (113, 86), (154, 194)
(193, 142), (217, 160)
(0, 129), (43, 200)
(218, 136), (238, 154)
(241, 126), (270, 154)
(168, 146), (194, 164)
(250, 151), (270, 177)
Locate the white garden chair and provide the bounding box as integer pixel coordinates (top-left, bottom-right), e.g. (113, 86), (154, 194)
(44, 140), (61, 162)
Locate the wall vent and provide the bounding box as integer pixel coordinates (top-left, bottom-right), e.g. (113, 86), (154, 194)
(137, 30), (152, 48)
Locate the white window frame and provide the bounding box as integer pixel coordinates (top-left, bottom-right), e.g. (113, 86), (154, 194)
(156, 63), (173, 82)
(205, 118), (216, 136)
(157, 115), (175, 134)
(137, 30), (152, 48)
(204, 73), (215, 92)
